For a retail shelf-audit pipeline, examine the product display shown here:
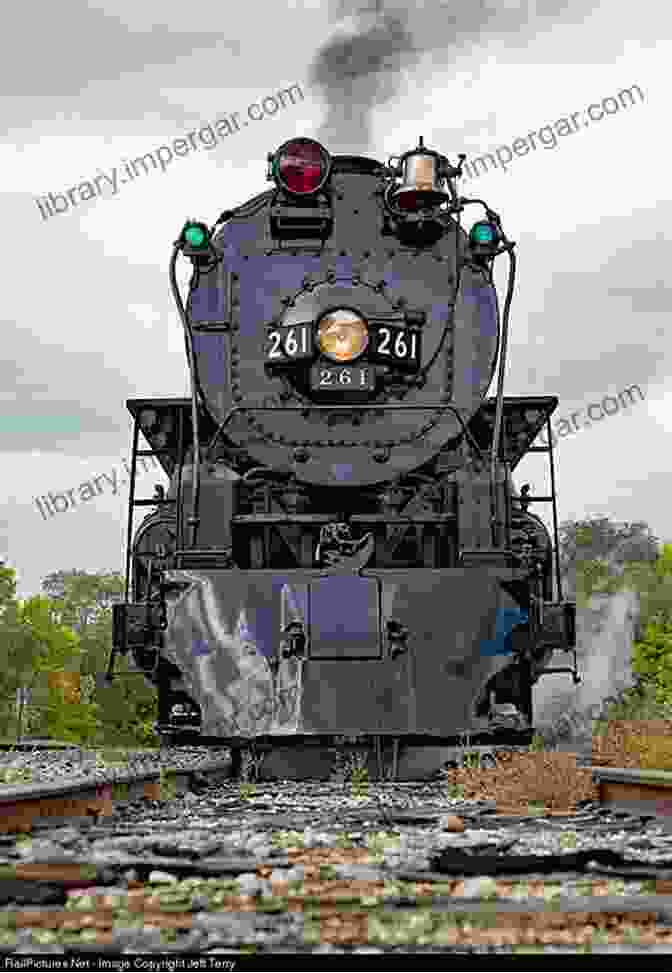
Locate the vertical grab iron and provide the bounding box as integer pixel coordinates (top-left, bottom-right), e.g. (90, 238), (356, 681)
(546, 414), (563, 602)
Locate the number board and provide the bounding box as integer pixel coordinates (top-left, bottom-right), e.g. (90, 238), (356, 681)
(310, 364), (376, 396)
(265, 324), (313, 363)
(370, 324), (421, 369)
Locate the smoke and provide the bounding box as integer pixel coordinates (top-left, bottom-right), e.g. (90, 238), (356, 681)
(310, 1), (600, 155)
(309, 10), (418, 154)
(533, 589), (641, 747)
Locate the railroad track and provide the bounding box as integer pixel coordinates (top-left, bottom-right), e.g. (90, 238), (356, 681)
(1, 749), (672, 954)
(0, 751), (232, 834)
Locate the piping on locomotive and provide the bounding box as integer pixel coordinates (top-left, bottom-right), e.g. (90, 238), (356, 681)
(108, 137), (579, 778)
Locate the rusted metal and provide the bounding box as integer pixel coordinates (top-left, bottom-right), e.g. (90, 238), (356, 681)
(592, 766), (672, 823)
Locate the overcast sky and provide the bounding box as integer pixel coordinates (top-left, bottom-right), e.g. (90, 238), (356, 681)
(1, 0), (669, 598)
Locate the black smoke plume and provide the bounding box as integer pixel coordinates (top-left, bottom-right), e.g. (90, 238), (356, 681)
(309, 1), (597, 155)
(309, 10), (418, 155)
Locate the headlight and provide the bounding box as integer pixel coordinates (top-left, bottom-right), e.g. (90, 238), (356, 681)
(316, 309), (369, 363)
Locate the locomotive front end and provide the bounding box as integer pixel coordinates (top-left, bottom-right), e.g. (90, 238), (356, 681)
(110, 137), (578, 778)
(188, 136), (499, 487)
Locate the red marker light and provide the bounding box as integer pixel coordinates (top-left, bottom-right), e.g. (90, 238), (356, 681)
(273, 138), (331, 195)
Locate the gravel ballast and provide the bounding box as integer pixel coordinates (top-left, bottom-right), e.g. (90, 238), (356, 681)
(2, 748), (672, 953)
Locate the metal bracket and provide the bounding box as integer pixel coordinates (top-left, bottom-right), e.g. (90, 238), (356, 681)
(538, 659), (582, 685)
(386, 619), (410, 658)
(112, 603), (165, 654)
(281, 621), (307, 660)
(540, 600), (576, 649)
(459, 548), (517, 568)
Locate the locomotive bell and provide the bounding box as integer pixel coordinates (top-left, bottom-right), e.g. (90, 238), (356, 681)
(389, 137), (452, 212)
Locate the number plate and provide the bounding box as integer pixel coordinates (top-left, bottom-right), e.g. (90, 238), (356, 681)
(265, 324), (313, 363)
(310, 364), (375, 394)
(371, 324), (421, 369)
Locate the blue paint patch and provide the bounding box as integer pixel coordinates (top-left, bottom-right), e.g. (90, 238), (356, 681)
(429, 300), (453, 323)
(188, 281), (227, 324)
(461, 284), (498, 337)
(331, 464), (354, 482)
(191, 333), (226, 388)
(236, 257), (320, 335)
(332, 256), (355, 278)
(310, 576), (379, 652)
(458, 364), (490, 386)
(191, 638), (212, 657)
(480, 607), (529, 657)
(220, 220), (268, 250)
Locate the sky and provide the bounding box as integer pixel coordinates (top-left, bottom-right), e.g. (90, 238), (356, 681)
(1, 0), (669, 598)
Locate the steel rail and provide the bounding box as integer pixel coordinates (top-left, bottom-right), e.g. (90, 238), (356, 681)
(0, 752), (232, 833)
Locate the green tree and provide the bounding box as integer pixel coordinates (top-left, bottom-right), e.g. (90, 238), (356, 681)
(559, 517), (660, 604)
(0, 571), (99, 742)
(620, 542), (672, 631)
(41, 570), (158, 747)
(0, 572), (31, 737)
(631, 618), (672, 708)
(42, 569), (124, 631)
(559, 517), (659, 573)
(613, 544), (672, 714)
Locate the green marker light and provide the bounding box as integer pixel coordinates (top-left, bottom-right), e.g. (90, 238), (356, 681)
(471, 222), (497, 245)
(184, 224), (207, 248)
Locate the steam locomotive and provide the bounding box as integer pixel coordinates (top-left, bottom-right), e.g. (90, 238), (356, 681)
(108, 137), (579, 778)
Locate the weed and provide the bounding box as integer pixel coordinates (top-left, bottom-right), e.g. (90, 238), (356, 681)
(366, 831), (401, 862)
(240, 746), (265, 783)
(0, 766), (33, 785)
(331, 744), (371, 798)
(591, 928), (611, 946)
(622, 924), (641, 945)
(158, 768), (177, 800)
(462, 751), (482, 770)
(271, 830), (305, 850)
(257, 896), (287, 913)
(351, 765), (369, 800)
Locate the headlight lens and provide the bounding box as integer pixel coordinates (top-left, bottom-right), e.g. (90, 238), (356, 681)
(274, 138), (331, 195)
(316, 310), (369, 362)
